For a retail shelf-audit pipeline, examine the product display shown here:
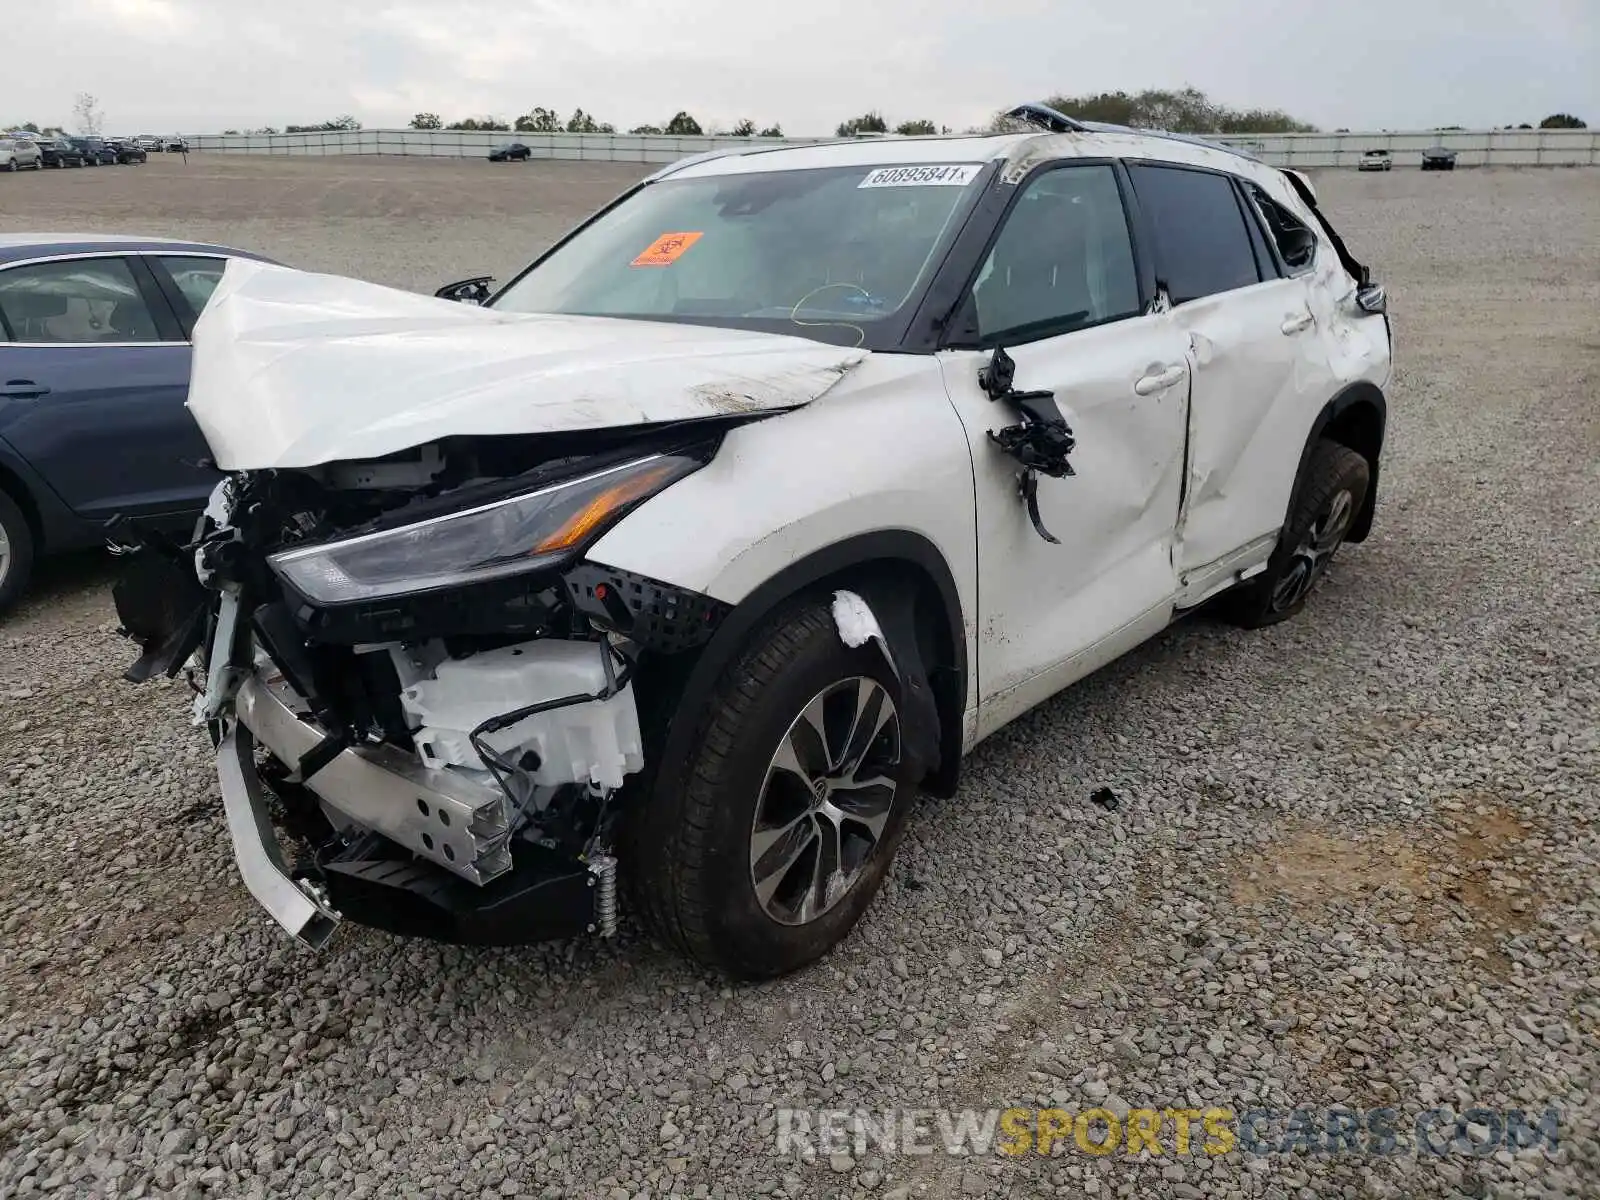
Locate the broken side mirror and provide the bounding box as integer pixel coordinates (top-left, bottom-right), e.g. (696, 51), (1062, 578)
(435, 276), (494, 306)
(1355, 283), (1387, 315)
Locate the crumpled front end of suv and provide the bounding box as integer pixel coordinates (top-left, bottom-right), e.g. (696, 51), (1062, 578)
(111, 261), (865, 949)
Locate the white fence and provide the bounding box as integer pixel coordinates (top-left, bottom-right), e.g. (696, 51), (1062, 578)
(182, 127), (1600, 169)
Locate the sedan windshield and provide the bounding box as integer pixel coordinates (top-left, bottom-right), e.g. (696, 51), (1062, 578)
(491, 162), (988, 347)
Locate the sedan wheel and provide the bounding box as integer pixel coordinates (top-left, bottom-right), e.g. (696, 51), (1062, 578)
(0, 491), (37, 614)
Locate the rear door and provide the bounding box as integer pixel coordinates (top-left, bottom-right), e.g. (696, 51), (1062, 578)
(0, 254), (218, 526)
(1124, 162), (1326, 602)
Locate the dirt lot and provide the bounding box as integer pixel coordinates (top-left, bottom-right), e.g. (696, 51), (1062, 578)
(1, 156), (1597, 1200)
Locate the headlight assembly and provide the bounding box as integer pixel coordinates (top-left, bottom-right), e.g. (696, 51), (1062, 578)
(269, 454), (698, 604)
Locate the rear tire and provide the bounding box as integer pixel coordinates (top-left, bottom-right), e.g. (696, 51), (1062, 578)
(0, 491), (37, 615)
(1219, 440), (1370, 630)
(625, 598), (915, 979)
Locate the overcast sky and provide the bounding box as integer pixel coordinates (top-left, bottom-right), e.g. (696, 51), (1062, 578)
(10, 0), (1597, 135)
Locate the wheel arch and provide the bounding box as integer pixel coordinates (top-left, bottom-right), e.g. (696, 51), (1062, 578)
(1296, 382), (1386, 543)
(0, 460), (44, 547)
(638, 531), (969, 804)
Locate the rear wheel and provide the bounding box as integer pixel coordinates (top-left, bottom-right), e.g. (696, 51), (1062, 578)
(626, 598), (914, 979)
(0, 491), (37, 615)
(1220, 439), (1370, 629)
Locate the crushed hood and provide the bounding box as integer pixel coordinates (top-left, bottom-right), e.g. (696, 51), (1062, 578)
(187, 260), (869, 470)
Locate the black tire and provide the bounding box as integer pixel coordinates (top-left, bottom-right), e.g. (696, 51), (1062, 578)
(1219, 439), (1371, 630)
(0, 490), (37, 615)
(625, 597), (915, 979)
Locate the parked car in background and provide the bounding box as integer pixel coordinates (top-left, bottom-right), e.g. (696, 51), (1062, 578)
(1421, 145), (1458, 171)
(488, 142), (532, 162)
(0, 236), (277, 612)
(1357, 149), (1393, 172)
(109, 140), (148, 164)
(38, 139), (86, 168)
(125, 114), (1392, 976)
(161, 136), (188, 153)
(68, 137), (117, 166)
(133, 135), (162, 152)
(1, 138), (44, 171)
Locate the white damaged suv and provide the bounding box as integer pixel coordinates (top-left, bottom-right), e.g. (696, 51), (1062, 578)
(114, 106), (1391, 979)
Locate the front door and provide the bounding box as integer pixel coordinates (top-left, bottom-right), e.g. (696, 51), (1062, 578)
(0, 254), (216, 526)
(935, 162), (1192, 740)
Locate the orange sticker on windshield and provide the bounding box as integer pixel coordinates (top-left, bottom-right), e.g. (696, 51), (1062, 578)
(631, 231), (703, 267)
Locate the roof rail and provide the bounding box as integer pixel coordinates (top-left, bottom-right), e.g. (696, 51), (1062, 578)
(1074, 121), (1264, 163)
(1003, 103), (1090, 134)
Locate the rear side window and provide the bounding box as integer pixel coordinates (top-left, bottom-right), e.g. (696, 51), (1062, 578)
(1128, 164), (1261, 304)
(1248, 187), (1318, 273)
(158, 255), (229, 316)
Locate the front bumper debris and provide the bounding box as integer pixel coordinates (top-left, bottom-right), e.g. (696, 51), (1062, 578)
(237, 671), (514, 885)
(216, 727), (341, 948)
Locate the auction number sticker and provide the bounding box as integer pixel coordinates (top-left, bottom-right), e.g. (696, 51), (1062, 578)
(858, 164), (982, 188)
(632, 231), (703, 267)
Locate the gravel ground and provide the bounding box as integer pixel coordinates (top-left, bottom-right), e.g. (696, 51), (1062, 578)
(1, 159), (1598, 1200)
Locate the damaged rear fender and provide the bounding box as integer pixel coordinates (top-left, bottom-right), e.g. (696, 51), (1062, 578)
(629, 531), (970, 805)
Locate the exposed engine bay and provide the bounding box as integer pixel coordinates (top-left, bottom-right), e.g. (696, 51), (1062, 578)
(113, 423), (736, 946)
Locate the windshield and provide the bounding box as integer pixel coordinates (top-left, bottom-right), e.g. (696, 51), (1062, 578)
(491, 162), (987, 347)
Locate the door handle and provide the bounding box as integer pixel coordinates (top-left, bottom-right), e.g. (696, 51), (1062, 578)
(1133, 364), (1187, 396)
(1281, 311), (1314, 335)
(0, 380), (50, 399)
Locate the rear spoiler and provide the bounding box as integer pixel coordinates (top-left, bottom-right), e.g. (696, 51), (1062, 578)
(1281, 168), (1371, 287)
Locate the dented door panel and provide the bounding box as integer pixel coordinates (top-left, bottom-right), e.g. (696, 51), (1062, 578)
(936, 313), (1190, 738)
(1170, 276), (1329, 582)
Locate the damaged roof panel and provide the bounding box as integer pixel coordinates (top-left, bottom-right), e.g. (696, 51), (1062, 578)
(186, 261), (868, 471)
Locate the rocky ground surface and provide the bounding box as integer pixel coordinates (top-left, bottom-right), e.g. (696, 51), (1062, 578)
(1, 160), (1597, 1198)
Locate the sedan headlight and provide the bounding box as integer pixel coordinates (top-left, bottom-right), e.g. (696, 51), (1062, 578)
(269, 454), (698, 604)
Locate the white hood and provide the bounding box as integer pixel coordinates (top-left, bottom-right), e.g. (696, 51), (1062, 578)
(187, 260), (869, 470)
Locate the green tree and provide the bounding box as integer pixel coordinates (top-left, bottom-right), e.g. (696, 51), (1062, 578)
(448, 116), (511, 132)
(630, 124), (664, 135)
(1539, 112), (1587, 129)
(758, 123), (783, 138)
(664, 111), (703, 135)
(410, 112), (443, 130)
(515, 107), (561, 133)
(729, 118), (757, 137)
(836, 111), (888, 137)
(564, 108), (615, 133)
(893, 119), (939, 136)
(286, 115), (362, 133)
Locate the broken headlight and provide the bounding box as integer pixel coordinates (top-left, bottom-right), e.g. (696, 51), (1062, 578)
(269, 454), (698, 604)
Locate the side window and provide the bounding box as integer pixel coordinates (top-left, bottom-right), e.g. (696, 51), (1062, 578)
(1127, 164), (1261, 304)
(1248, 187), (1318, 273)
(159, 255), (230, 317)
(0, 258), (163, 344)
(969, 164), (1140, 344)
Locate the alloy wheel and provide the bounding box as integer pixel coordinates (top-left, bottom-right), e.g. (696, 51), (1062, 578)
(749, 676), (901, 926)
(0, 521), (11, 588)
(1269, 488), (1355, 614)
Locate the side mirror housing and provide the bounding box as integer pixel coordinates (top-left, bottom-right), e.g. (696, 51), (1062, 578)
(1354, 283), (1386, 315)
(435, 276), (494, 306)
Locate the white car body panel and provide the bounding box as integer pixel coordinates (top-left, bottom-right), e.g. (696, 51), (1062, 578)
(587, 355), (983, 739)
(185, 260), (867, 470)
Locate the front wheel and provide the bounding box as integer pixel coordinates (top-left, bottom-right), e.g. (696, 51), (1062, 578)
(1220, 439), (1370, 629)
(626, 598), (914, 978)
